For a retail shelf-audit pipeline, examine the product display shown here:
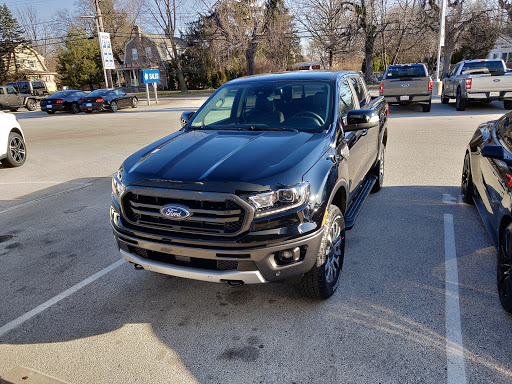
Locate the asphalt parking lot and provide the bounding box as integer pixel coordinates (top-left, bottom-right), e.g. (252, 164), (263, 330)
(0, 96), (511, 383)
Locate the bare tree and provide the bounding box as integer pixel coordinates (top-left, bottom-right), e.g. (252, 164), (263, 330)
(422, 0), (494, 74)
(146, 0), (187, 91)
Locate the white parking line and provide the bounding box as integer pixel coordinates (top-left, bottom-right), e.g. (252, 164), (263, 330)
(0, 260), (124, 338)
(0, 183), (92, 214)
(444, 213), (467, 384)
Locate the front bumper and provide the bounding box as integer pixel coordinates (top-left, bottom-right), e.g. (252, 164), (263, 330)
(112, 223), (324, 284)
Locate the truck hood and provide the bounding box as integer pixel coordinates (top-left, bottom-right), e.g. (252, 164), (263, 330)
(122, 129), (330, 192)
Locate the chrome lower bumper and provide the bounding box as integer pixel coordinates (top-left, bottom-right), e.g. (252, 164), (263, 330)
(120, 249), (267, 284)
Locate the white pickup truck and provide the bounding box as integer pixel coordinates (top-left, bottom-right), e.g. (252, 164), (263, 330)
(441, 59), (512, 111)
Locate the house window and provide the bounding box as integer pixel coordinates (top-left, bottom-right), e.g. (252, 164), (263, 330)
(145, 47), (152, 59)
(28, 60), (36, 68)
(132, 48), (138, 60)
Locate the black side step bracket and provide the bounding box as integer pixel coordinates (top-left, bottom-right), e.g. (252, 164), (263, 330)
(344, 175), (377, 230)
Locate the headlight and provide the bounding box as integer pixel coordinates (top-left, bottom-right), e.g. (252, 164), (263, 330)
(244, 182), (310, 218)
(111, 168), (125, 200)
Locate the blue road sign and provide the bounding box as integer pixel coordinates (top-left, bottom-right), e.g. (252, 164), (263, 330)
(140, 69), (160, 84)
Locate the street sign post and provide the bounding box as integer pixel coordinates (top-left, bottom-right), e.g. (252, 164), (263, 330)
(140, 69), (160, 106)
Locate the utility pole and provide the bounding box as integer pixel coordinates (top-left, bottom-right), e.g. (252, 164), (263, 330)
(95, 0), (104, 32)
(434, 0), (447, 96)
(94, 0), (110, 88)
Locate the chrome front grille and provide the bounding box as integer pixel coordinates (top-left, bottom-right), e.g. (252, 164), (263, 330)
(121, 188), (252, 237)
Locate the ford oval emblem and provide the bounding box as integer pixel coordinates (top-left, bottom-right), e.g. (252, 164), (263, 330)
(160, 205), (191, 220)
(494, 79), (501, 82)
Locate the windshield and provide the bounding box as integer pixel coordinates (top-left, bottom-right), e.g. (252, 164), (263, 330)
(189, 80), (333, 133)
(461, 61), (505, 75)
(88, 89), (108, 97)
(384, 65), (427, 79)
(50, 91), (78, 98)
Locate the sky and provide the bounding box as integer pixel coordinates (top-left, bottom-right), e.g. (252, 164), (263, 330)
(4, 0), (73, 20)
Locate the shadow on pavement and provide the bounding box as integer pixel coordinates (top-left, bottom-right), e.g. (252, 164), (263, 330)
(0, 181), (511, 383)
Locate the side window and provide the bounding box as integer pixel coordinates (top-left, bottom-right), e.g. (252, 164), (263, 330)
(450, 64), (460, 77)
(338, 79), (355, 116)
(349, 76), (368, 108)
(6, 87), (16, 94)
(0, 88), (4, 94)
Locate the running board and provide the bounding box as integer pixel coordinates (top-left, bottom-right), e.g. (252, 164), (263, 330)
(344, 175), (377, 230)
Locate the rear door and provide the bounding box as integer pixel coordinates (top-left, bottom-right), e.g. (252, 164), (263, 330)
(338, 77), (366, 196)
(349, 75), (378, 175)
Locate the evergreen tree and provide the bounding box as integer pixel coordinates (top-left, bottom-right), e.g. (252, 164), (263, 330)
(0, 4), (29, 83)
(56, 26), (103, 90)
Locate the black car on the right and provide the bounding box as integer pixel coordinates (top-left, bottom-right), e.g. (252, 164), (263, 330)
(462, 112), (512, 312)
(79, 89), (138, 113)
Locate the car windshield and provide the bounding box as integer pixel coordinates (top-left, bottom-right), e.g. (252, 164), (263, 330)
(385, 65), (426, 79)
(189, 80), (333, 133)
(50, 91), (77, 98)
(461, 61), (505, 75)
(88, 90), (108, 97)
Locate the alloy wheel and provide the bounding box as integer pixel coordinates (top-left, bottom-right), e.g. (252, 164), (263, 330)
(9, 136), (25, 164)
(325, 216), (342, 284)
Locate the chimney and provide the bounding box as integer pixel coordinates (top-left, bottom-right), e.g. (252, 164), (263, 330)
(133, 25), (141, 38)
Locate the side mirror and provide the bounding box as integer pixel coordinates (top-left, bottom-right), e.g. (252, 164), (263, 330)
(442, 73), (449, 79)
(180, 111), (195, 127)
(344, 109), (379, 132)
(481, 145), (505, 160)
(378, 77), (383, 81)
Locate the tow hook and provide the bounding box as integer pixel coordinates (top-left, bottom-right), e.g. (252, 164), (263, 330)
(133, 263), (144, 270)
(226, 280), (245, 287)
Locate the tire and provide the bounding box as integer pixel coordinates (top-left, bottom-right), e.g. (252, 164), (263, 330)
(26, 98), (37, 111)
(71, 102), (80, 114)
(110, 101), (118, 113)
(371, 144), (385, 193)
(9, 108), (18, 112)
(498, 224), (512, 313)
(4, 132), (26, 167)
(422, 101), (431, 112)
(455, 87), (467, 111)
(46, 110), (56, 114)
(441, 87), (449, 104)
(504, 100), (512, 110)
(461, 152), (474, 204)
(131, 97), (138, 108)
(300, 205), (345, 299)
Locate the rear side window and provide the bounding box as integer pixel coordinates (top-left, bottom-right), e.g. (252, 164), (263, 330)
(498, 116), (512, 150)
(6, 87), (16, 94)
(338, 79), (355, 116)
(461, 61), (504, 75)
(0, 88), (4, 94)
(349, 76), (368, 108)
(32, 81), (45, 89)
(385, 65), (427, 79)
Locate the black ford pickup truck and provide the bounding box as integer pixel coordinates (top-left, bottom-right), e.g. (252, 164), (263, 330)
(111, 71), (388, 299)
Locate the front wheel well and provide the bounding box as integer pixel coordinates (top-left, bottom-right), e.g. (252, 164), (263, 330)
(330, 186), (347, 215)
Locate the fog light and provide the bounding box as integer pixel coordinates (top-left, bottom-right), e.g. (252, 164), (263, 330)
(277, 247), (301, 264)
